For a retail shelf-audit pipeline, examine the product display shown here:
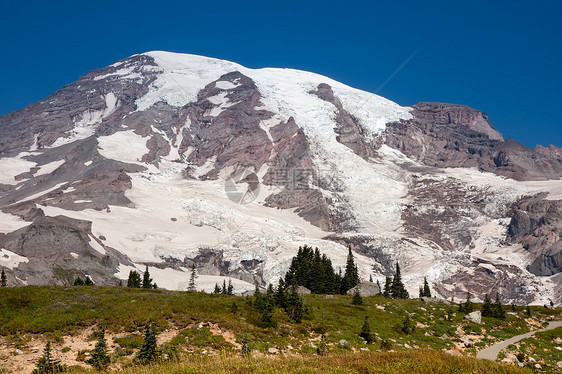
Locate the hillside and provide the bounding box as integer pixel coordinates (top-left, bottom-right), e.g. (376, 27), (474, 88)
(0, 286), (560, 373)
(0, 51), (561, 305)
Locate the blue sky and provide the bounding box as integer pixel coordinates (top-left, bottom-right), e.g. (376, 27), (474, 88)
(1, 0), (561, 148)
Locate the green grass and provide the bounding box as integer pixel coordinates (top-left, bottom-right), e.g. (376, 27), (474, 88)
(0, 286), (559, 373)
(502, 326), (562, 372)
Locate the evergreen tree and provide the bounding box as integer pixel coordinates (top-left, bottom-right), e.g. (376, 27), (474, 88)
(376, 279), (382, 296)
(221, 280), (228, 295)
(493, 294), (506, 320)
(275, 278), (288, 309)
(74, 277), (84, 286)
(317, 334), (327, 356)
(526, 305), (531, 317)
(254, 285), (265, 311)
(369, 274), (373, 283)
(284, 286), (304, 323)
(390, 263), (409, 299)
(359, 316), (373, 343)
(401, 314), (414, 335)
(135, 320), (159, 364)
(351, 288), (363, 305)
(481, 294), (493, 317)
(227, 279), (234, 295)
(283, 245), (339, 295)
(230, 300), (238, 314)
(1, 269), (7, 287)
(32, 342), (66, 374)
(141, 266), (153, 289)
(213, 283), (221, 294)
(86, 325), (110, 371)
(422, 277), (431, 297)
(341, 247), (359, 294)
(152, 283), (157, 289)
(459, 293), (473, 314)
(419, 286), (424, 298)
(383, 276), (392, 298)
(187, 264), (197, 292)
(84, 276), (94, 286)
(260, 298), (275, 325)
(127, 270), (141, 288)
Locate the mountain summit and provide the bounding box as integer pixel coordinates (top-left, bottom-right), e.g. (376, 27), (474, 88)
(0, 51), (561, 305)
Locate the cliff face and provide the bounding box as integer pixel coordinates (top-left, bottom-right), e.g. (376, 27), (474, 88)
(0, 52), (560, 305)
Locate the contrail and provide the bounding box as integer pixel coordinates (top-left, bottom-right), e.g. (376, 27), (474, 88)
(375, 49), (419, 94)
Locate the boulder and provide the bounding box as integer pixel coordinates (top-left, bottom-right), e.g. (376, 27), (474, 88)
(420, 297), (451, 305)
(346, 281), (380, 297)
(464, 311), (482, 324)
(296, 286), (311, 295)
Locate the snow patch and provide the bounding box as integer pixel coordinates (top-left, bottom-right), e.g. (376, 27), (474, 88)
(0, 155), (36, 185)
(35, 160), (65, 177)
(97, 130), (149, 165)
(0, 248), (29, 270)
(0, 211), (31, 233)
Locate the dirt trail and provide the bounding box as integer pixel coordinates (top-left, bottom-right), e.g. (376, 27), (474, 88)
(476, 321), (562, 361)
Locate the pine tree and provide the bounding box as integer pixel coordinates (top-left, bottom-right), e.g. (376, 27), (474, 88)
(213, 283), (221, 294)
(230, 300), (238, 314)
(359, 316), (372, 343)
(341, 247), (359, 294)
(419, 286), (423, 298)
(84, 276), (94, 286)
(376, 279), (382, 296)
(1, 269), (7, 287)
(352, 288), (363, 305)
(284, 286), (304, 323)
(401, 314), (414, 335)
(135, 320), (159, 364)
(422, 277), (431, 297)
(254, 285), (265, 311)
(142, 266), (153, 289)
(127, 270), (141, 288)
(275, 278), (287, 309)
(481, 294), (493, 317)
(390, 263), (409, 299)
(86, 324), (110, 371)
(369, 274), (373, 283)
(260, 298), (275, 325)
(493, 294), (506, 320)
(32, 341), (66, 374)
(526, 305), (531, 317)
(317, 334), (327, 356)
(74, 277), (84, 286)
(227, 279), (234, 295)
(187, 264), (197, 292)
(383, 276), (392, 297)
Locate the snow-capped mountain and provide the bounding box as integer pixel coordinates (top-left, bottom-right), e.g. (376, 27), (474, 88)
(1, 51), (561, 305)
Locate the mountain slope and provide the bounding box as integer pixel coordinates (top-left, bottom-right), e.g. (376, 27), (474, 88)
(0, 51), (561, 305)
